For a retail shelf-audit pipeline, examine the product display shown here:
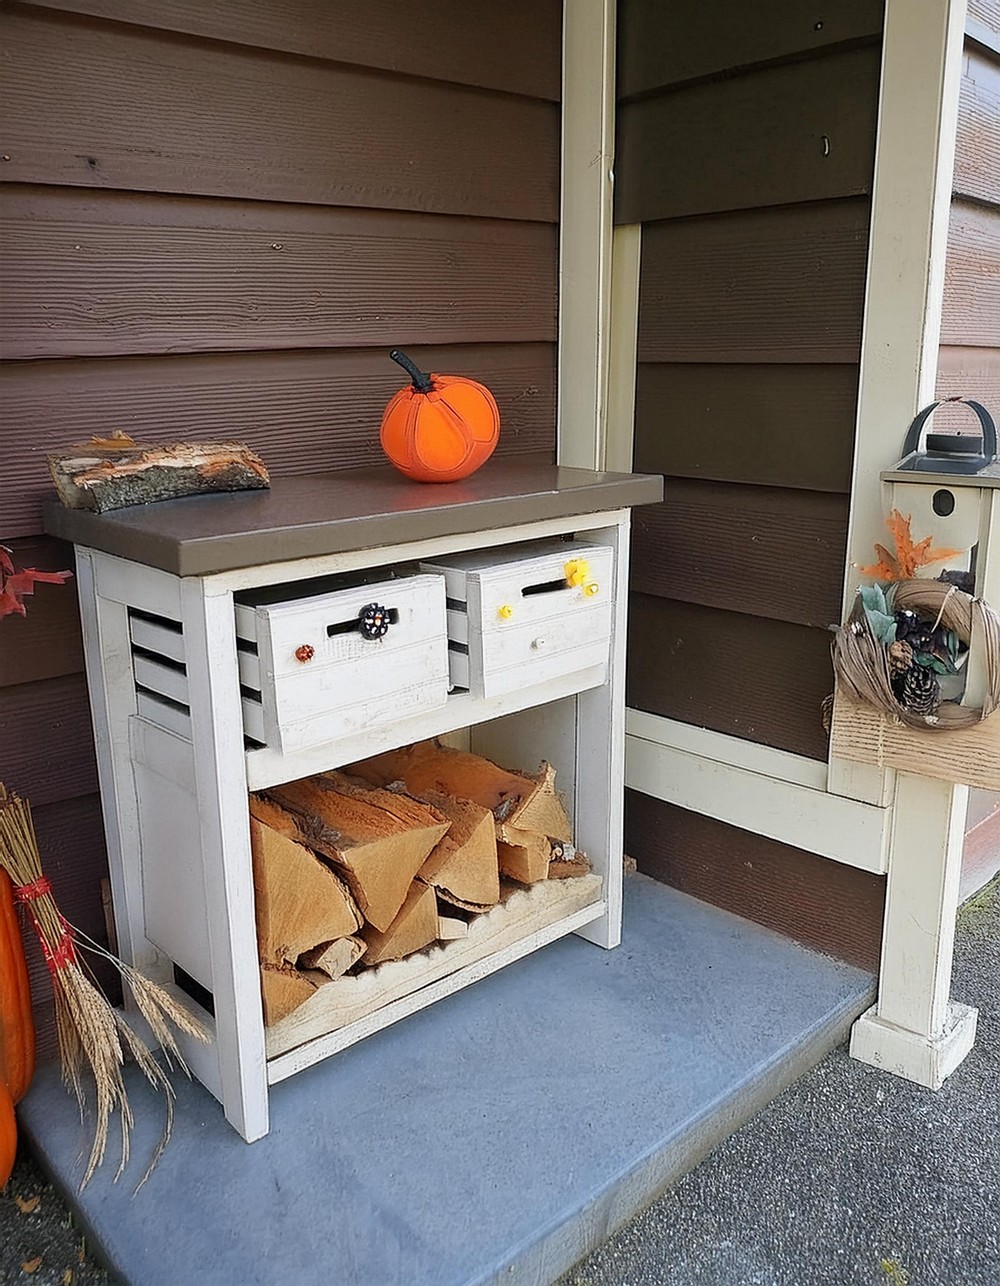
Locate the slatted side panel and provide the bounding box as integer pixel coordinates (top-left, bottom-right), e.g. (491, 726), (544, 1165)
(615, 0), (883, 965)
(0, 0), (562, 1047)
(939, 17), (1000, 887)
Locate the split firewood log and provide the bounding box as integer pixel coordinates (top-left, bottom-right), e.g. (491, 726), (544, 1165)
(48, 432), (269, 513)
(265, 773), (449, 932)
(349, 741), (574, 883)
(298, 936), (366, 980)
(249, 795), (362, 965)
(360, 881), (439, 966)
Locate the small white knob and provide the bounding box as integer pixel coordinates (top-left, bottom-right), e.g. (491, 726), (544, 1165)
(531, 637), (548, 650)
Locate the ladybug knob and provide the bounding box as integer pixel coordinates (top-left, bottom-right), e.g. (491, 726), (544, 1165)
(358, 602), (391, 641)
(294, 644), (315, 663)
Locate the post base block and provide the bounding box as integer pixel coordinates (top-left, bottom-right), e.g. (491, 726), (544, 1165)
(849, 1000), (978, 1090)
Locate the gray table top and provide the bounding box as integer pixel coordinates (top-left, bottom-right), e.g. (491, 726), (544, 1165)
(43, 454), (663, 576)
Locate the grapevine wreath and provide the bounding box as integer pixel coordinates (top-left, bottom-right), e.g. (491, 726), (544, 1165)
(832, 510), (1000, 730)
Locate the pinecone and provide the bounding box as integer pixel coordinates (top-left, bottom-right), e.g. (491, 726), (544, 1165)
(892, 662), (940, 716)
(887, 639), (913, 674)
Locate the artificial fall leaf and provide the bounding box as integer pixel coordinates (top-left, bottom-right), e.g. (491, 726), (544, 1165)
(858, 510), (960, 582)
(0, 546), (73, 619)
(21, 1256), (43, 1274)
(87, 430), (135, 448)
(15, 1194), (40, 1214)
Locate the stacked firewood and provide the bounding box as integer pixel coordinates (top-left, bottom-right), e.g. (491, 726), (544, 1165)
(249, 740), (589, 1024)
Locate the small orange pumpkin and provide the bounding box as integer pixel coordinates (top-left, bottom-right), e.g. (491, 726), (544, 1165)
(0, 868), (35, 1104)
(379, 349), (500, 484)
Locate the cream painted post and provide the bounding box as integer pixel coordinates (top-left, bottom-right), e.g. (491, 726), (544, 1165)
(829, 0), (966, 806)
(849, 0), (979, 1089)
(557, 0), (616, 470)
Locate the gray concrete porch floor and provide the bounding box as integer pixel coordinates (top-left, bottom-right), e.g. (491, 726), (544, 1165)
(13, 875), (874, 1286)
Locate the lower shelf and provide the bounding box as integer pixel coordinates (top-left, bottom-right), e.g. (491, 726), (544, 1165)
(266, 874), (604, 1081)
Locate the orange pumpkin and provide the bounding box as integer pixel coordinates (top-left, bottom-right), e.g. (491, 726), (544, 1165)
(0, 869), (35, 1104)
(379, 349), (500, 484)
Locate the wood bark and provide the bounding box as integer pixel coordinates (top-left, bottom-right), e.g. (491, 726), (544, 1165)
(48, 436), (269, 512)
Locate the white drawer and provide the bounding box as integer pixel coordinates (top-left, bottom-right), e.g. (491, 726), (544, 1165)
(420, 540), (613, 698)
(235, 574), (449, 752)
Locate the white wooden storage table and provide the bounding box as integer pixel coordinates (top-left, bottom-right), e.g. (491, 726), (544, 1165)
(44, 458), (662, 1142)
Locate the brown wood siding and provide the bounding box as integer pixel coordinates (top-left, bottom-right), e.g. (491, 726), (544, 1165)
(636, 201), (870, 365)
(617, 0), (883, 100)
(0, 0), (562, 1050)
(1, 188), (557, 361)
(625, 790), (886, 971)
(617, 3), (882, 964)
(955, 48), (1000, 205)
(936, 346), (1000, 432)
(630, 485), (848, 629)
(19, 0), (563, 99)
(616, 45), (880, 225)
(941, 200), (1000, 349)
(1, 9), (559, 220)
(633, 363), (859, 493)
(0, 537), (83, 686)
(0, 343), (557, 539)
(627, 595), (834, 762)
(0, 676), (99, 806)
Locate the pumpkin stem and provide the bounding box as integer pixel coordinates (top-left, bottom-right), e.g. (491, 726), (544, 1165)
(389, 349), (434, 394)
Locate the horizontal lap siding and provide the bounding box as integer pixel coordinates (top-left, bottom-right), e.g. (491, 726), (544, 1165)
(634, 364), (859, 493)
(1, 10), (558, 218)
(617, 0), (881, 962)
(627, 596), (834, 762)
(0, 0), (562, 1047)
(1, 189), (557, 360)
(940, 23), (1000, 888)
(625, 791), (886, 971)
(17, 0), (562, 99)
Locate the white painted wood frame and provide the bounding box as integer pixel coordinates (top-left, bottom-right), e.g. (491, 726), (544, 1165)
(848, 0), (979, 1088)
(79, 506), (632, 1140)
(557, 0), (616, 469)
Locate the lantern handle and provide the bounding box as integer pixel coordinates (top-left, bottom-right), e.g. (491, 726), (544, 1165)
(901, 398), (997, 462)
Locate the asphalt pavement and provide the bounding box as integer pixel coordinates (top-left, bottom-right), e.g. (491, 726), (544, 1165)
(559, 876), (1000, 1286)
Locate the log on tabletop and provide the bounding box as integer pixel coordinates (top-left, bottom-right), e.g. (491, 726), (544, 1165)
(48, 432), (269, 512)
(265, 772), (450, 931)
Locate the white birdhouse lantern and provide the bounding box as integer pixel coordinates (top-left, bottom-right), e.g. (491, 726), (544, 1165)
(881, 398), (999, 708)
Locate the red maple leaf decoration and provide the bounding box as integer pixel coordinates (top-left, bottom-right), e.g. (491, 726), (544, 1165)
(0, 546), (73, 619)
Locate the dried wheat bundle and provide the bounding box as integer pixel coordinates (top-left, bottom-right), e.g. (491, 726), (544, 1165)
(0, 783), (209, 1190)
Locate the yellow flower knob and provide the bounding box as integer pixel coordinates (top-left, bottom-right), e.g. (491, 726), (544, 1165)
(498, 604), (515, 620)
(583, 581), (600, 598)
(564, 557), (590, 588)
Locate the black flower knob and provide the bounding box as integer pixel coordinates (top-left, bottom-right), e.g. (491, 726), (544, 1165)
(357, 602), (391, 640)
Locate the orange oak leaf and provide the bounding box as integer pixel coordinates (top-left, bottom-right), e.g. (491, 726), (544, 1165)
(858, 510), (960, 582)
(0, 547), (73, 619)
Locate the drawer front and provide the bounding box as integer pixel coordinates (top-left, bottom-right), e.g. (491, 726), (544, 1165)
(474, 601), (613, 696)
(428, 543), (615, 696)
(239, 575), (449, 751)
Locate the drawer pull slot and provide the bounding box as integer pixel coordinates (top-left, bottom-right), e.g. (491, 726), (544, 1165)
(521, 578), (570, 598)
